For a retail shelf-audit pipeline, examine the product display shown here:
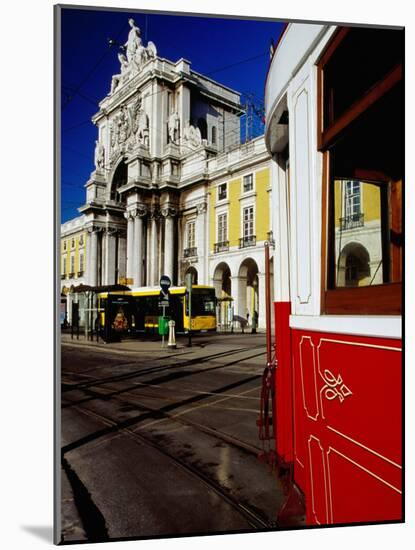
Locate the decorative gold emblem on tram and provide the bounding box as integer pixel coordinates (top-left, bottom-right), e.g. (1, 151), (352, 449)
(320, 369), (352, 403)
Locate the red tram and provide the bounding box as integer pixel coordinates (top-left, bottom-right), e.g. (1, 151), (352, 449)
(264, 23), (403, 525)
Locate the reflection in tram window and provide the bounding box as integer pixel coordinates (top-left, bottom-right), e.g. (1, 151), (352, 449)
(333, 180), (384, 287)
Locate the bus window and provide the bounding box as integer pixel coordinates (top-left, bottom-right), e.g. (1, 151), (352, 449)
(186, 289), (216, 316)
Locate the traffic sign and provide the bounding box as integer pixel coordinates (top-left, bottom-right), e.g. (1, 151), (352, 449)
(160, 275), (171, 293)
(159, 289), (170, 307)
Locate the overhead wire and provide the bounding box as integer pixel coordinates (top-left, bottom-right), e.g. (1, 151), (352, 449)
(61, 48), (269, 133)
(62, 21), (129, 111)
(62, 84), (101, 109)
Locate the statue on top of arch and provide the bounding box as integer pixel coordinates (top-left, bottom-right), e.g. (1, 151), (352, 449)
(110, 18), (157, 95)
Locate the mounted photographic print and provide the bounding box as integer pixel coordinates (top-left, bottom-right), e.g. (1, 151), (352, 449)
(55, 3), (404, 545)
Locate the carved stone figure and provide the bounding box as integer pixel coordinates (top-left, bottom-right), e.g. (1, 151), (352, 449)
(168, 111), (180, 144)
(161, 206), (178, 218)
(135, 45), (148, 69)
(146, 41), (157, 59)
(133, 40), (157, 69)
(110, 53), (130, 95)
(109, 19), (158, 94)
(196, 201), (208, 215)
(125, 18), (142, 66)
(136, 111), (149, 147)
(94, 140), (105, 170)
(109, 105), (132, 160)
(131, 96), (149, 148)
(136, 204), (148, 218)
(117, 105), (130, 144)
(110, 120), (118, 151)
(183, 121), (202, 149)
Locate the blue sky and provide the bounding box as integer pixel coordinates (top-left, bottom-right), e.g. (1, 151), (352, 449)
(60, 7), (285, 222)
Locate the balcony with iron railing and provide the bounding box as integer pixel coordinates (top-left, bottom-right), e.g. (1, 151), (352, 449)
(239, 235), (256, 248)
(214, 241), (229, 253)
(340, 213), (364, 231)
(183, 247), (197, 258)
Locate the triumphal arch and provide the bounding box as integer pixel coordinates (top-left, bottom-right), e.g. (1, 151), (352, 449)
(81, 18), (243, 287)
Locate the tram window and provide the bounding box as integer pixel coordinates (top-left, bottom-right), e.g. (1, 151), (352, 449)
(332, 179), (386, 288)
(319, 26), (403, 314)
(320, 27), (403, 133)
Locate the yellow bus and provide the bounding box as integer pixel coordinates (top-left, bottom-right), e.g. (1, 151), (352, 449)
(98, 285), (217, 337)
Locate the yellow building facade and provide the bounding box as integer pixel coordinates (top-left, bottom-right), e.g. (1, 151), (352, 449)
(61, 233), (86, 282)
(60, 216), (88, 294)
(207, 137), (272, 329)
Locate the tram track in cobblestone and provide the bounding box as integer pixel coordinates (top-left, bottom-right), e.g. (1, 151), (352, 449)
(63, 357), (264, 451)
(61, 344), (275, 535)
(63, 373), (263, 455)
(62, 365), (262, 455)
(61, 343), (265, 393)
(66, 403), (270, 530)
(61, 352), (263, 420)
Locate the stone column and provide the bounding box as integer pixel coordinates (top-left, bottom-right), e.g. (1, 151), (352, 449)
(230, 275), (246, 319)
(133, 206), (147, 287)
(151, 81), (163, 156)
(67, 292), (73, 325)
(177, 215), (183, 284)
(196, 201), (207, 284)
(104, 229), (117, 285)
(150, 211), (159, 285)
(178, 84), (190, 142)
(88, 227), (99, 287)
(212, 276), (223, 299)
(117, 231), (127, 282)
(257, 272), (266, 330)
(162, 207), (176, 283)
(146, 220), (151, 285)
(124, 211), (134, 281)
(85, 229), (91, 285)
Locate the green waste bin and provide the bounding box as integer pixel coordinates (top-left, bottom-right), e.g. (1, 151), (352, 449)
(158, 316), (170, 336)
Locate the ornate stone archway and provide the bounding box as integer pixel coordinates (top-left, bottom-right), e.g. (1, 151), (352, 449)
(109, 158), (128, 203)
(212, 262), (233, 329)
(338, 242), (371, 287)
(184, 266), (198, 285)
(235, 258), (259, 325)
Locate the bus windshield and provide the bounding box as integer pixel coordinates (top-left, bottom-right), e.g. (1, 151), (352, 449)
(187, 289), (216, 316)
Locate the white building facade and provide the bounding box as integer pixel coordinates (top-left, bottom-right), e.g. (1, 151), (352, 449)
(61, 19), (273, 328)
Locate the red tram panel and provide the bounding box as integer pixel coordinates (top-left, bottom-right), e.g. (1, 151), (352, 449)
(274, 316), (402, 525)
